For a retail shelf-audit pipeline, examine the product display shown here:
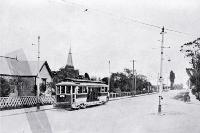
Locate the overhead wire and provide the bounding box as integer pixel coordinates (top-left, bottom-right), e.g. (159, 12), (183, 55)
(50, 0), (197, 37)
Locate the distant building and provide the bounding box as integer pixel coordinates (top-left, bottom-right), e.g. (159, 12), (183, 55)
(0, 57), (52, 97)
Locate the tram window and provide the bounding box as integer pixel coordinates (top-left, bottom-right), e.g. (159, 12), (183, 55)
(72, 86), (75, 93)
(88, 87), (91, 92)
(57, 86), (60, 94)
(105, 87), (108, 92)
(97, 87), (101, 92)
(83, 86), (87, 93)
(101, 87), (105, 92)
(61, 86), (65, 94)
(78, 86), (82, 93)
(66, 86), (71, 94)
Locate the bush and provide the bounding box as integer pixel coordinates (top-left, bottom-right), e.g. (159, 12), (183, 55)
(0, 78), (11, 97)
(191, 88), (196, 95)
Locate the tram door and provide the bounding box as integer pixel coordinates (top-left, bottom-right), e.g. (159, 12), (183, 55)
(71, 86), (76, 103)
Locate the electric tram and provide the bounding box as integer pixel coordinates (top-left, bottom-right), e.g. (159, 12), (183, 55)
(55, 79), (109, 109)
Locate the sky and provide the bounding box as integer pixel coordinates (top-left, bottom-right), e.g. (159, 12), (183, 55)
(0, 0), (200, 86)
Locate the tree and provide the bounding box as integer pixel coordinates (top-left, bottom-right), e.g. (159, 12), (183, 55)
(169, 70), (175, 89)
(0, 77), (10, 97)
(110, 72), (130, 92)
(109, 68), (151, 93)
(180, 37), (200, 100)
(84, 73), (90, 80)
(101, 77), (108, 85)
(53, 65), (79, 83)
(135, 74), (149, 93)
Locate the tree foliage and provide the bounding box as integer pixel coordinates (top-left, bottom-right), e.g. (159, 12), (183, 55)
(180, 37), (200, 99)
(101, 77), (108, 85)
(53, 65), (79, 83)
(0, 77), (36, 97)
(84, 73), (90, 80)
(108, 68), (151, 93)
(0, 77), (10, 97)
(170, 70), (175, 89)
(110, 72), (129, 92)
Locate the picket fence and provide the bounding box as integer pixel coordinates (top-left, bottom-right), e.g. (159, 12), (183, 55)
(0, 96), (55, 109)
(109, 92), (133, 98)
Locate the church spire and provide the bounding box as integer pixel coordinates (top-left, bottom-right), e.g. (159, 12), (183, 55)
(67, 47), (73, 67)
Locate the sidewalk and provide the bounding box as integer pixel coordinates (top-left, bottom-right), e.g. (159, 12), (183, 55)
(0, 105), (53, 118)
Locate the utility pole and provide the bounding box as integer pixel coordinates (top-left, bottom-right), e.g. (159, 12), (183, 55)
(134, 70), (137, 95)
(33, 36), (40, 110)
(132, 60), (135, 96)
(158, 27), (166, 114)
(108, 60), (111, 92)
(157, 73), (159, 92)
(37, 36), (40, 110)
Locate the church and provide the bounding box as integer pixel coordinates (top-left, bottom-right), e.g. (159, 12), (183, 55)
(65, 47), (79, 78)
(52, 47), (79, 82)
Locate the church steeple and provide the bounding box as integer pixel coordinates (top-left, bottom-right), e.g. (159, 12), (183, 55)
(64, 47), (79, 78)
(67, 47), (73, 67)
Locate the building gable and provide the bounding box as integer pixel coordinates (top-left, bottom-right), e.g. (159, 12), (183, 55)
(39, 63), (52, 83)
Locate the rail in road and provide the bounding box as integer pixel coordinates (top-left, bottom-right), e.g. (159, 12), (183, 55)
(0, 92), (158, 118)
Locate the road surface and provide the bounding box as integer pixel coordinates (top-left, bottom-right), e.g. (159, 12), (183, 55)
(1, 90), (200, 133)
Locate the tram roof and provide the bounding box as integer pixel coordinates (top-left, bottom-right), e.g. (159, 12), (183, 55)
(79, 82), (108, 87)
(64, 78), (103, 84)
(56, 81), (108, 87)
(56, 81), (77, 86)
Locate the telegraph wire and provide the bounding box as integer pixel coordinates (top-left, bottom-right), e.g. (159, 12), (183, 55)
(165, 28), (195, 36)
(50, 0), (197, 37)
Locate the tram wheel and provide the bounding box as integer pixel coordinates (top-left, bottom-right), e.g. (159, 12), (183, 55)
(71, 105), (80, 110)
(76, 105), (81, 110)
(80, 103), (86, 109)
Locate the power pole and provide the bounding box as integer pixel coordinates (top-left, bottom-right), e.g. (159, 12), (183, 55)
(108, 60), (111, 92)
(37, 36), (40, 110)
(132, 60), (135, 96)
(134, 70), (137, 95)
(157, 73), (159, 92)
(33, 36), (41, 110)
(158, 27), (166, 114)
